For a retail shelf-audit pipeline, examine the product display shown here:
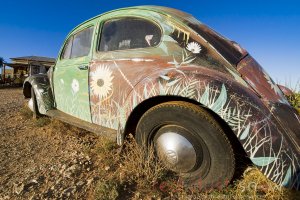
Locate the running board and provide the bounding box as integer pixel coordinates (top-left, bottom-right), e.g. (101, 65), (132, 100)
(46, 109), (117, 141)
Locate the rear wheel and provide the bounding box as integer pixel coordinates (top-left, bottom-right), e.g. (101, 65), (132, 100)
(135, 101), (235, 190)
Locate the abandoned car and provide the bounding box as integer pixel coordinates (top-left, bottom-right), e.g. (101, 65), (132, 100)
(23, 6), (300, 190)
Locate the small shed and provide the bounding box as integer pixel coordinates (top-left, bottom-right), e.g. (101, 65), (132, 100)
(1, 56), (56, 85)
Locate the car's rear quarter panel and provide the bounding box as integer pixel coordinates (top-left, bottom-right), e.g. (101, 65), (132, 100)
(129, 65), (300, 189)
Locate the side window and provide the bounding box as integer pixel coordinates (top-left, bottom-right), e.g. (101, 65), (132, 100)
(99, 18), (161, 51)
(71, 26), (94, 58)
(61, 37), (73, 59)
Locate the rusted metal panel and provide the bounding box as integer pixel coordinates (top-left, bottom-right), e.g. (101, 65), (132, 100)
(237, 55), (290, 104)
(278, 84), (294, 96)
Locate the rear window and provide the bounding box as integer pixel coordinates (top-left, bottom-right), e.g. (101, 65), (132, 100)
(151, 7), (245, 65)
(188, 21), (244, 65)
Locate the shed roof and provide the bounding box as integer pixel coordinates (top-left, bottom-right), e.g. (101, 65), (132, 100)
(10, 56), (56, 63)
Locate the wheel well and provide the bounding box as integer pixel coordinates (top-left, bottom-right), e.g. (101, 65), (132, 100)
(124, 96), (250, 179)
(202, 103), (251, 180)
(23, 82), (32, 98)
(124, 96), (198, 137)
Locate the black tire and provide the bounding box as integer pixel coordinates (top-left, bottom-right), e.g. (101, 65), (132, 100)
(31, 87), (41, 119)
(135, 101), (235, 191)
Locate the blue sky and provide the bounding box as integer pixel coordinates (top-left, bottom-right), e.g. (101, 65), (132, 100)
(0, 0), (299, 87)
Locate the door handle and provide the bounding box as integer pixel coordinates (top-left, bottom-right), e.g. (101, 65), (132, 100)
(78, 65), (88, 70)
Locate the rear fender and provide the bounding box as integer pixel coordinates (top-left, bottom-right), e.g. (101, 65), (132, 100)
(23, 75), (54, 114)
(121, 66), (300, 189)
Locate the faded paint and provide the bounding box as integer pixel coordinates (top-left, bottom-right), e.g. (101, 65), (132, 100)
(23, 6), (300, 190)
(23, 74), (54, 114)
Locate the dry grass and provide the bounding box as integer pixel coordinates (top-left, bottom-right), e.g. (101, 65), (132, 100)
(92, 136), (167, 200)
(92, 135), (299, 200)
(119, 138), (167, 189)
(19, 104), (51, 127)
(233, 168), (295, 200)
(284, 81), (300, 113)
(287, 92), (300, 113)
(19, 104), (33, 119)
(34, 117), (51, 127)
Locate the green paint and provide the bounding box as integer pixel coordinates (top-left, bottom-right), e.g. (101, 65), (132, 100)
(53, 21), (97, 122)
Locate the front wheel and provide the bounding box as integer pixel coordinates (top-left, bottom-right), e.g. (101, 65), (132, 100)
(135, 101), (235, 190)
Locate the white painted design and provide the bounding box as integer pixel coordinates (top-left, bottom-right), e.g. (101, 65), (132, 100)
(71, 79), (79, 94)
(90, 65), (113, 99)
(145, 34), (153, 46)
(186, 42), (202, 54)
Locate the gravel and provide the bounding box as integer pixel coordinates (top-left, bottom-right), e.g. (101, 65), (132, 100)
(0, 88), (104, 199)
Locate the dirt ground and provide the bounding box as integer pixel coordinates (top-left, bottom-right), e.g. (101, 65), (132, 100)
(0, 88), (106, 199)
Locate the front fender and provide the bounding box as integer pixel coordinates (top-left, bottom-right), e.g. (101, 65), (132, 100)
(121, 66), (300, 189)
(23, 74), (54, 114)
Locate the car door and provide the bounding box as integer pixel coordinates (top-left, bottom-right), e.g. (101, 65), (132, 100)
(53, 25), (95, 122)
(89, 16), (168, 129)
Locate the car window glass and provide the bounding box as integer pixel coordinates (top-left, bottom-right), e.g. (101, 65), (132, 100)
(71, 26), (94, 58)
(99, 18), (161, 51)
(169, 22), (230, 72)
(61, 37), (73, 59)
(187, 19), (243, 65)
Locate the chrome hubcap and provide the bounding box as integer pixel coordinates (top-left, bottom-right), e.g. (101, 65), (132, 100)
(155, 125), (197, 173)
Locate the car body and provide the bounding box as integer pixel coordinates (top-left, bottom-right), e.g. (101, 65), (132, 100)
(23, 6), (300, 190)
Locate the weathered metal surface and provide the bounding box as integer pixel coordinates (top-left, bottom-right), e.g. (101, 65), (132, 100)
(53, 25), (95, 122)
(46, 109), (117, 141)
(237, 56), (300, 189)
(24, 6), (300, 190)
(23, 74), (54, 114)
(278, 84), (294, 96)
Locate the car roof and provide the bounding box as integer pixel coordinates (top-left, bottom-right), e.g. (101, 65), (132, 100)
(71, 6), (191, 32)
(70, 6), (247, 66)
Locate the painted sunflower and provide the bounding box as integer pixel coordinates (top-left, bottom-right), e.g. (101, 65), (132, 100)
(90, 65), (114, 99)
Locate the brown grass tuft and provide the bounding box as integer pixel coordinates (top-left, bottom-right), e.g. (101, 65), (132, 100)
(287, 92), (300, 113)
(285, 81), (300, 113)
(119, 137), (167, 189)
(19, 104), (33, 119)
(234, 167), (285, 199)
(92, 135), (168, 199)
(34, 117), (51, 127)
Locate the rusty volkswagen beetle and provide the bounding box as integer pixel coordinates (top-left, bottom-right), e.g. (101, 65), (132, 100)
(23, 6), (300, 190)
